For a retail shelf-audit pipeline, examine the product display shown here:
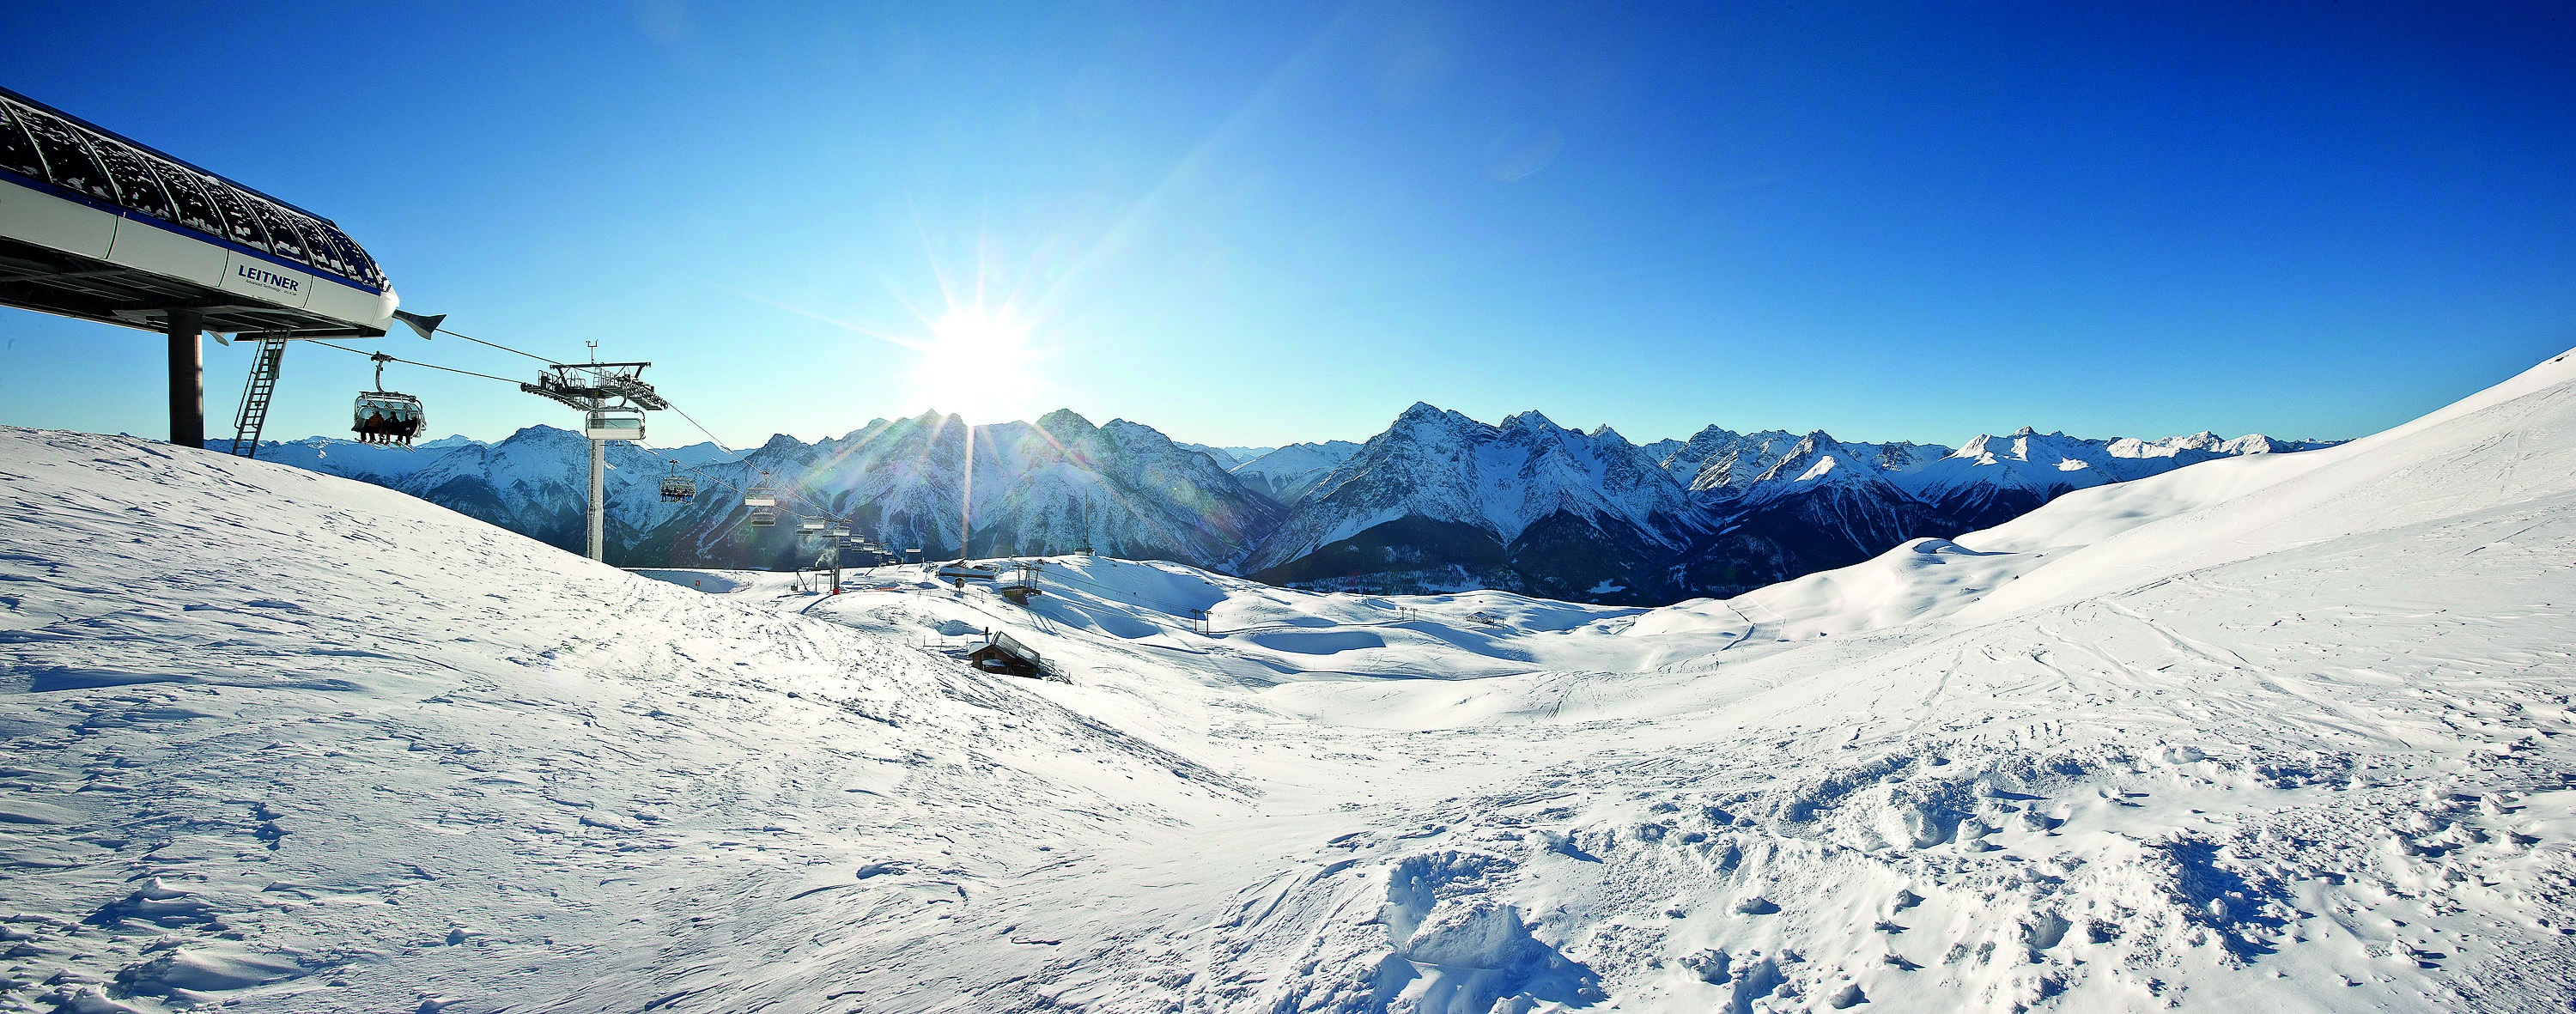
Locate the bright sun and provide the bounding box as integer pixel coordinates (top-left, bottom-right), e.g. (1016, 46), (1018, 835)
(910, 305), (1038, 422)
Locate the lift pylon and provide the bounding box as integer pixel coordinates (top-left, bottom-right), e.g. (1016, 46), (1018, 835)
(521, 355), (665, 562)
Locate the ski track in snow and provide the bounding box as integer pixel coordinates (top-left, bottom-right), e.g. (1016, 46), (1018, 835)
(1, 346), (2573, 1012)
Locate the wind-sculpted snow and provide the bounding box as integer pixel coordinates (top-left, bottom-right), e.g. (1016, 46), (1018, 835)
(1, 343), (2571, 1013)
(1135, 349), (2576, 1013)
(0, 430), (1240, 1011)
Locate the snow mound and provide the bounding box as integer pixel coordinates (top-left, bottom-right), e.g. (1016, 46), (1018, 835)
(0, 429), (1232, 1012)
(1668, 346), (2576, 642)
(1181, 346), (2576, 1011)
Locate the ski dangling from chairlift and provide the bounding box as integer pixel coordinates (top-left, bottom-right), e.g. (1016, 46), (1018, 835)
(352, 352), (426, 448)
(659, 460), (696, 503)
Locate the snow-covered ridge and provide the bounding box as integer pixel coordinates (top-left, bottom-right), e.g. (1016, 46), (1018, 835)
(1239, 404), (1702, 575)
(1198, 343), (2576, 1012)
(1229, 440), (1364, 503)
(232, 407), (2335, 605)
(1177, 442), (1279, 470)
(0, 428), (1237, 1011)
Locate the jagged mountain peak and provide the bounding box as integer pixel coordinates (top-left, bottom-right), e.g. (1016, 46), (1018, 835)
(1036, 408), (1098, 436)
(1241, 404), (1700, 586)
(1747, 431), (1888, 489)
(496, 423), (579, 444)
(1680, 423), (1743, 448)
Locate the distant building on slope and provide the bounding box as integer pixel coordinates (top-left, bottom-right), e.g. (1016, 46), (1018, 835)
(968, 629), (1060, 681)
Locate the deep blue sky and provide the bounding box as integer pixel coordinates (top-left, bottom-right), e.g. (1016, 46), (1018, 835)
(2, 1), (2571, 450)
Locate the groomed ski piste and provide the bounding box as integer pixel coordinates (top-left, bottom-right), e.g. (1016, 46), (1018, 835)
(3, 347), (2573, 1013)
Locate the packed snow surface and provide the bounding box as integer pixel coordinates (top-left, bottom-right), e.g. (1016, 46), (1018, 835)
(3, 346), (2573, 1012)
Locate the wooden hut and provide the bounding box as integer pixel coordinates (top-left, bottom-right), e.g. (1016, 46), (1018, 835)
(967, 630), (1047, 678)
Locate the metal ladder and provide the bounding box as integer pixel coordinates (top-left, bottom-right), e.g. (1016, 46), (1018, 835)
(228, 335), (289, 458)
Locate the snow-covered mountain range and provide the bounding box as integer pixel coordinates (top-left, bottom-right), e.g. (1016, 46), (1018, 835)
(1241, 405), (1706, 602)
(1176, 443), (1279, 470)
(1229, 440), (1364, 502)
(228, 407), (2334, 604)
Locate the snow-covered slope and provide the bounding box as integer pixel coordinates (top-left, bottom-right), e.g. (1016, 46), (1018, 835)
(1178, 346), (2576, 1012)
(396, 424), (626, 549)
(1654, 422), (2332, 598)
(1698, 349), (2571, 643)
(0, 429), (1236, 1012)
(1896, 427), (2339, 532)
(3, 343), (2572, 1012)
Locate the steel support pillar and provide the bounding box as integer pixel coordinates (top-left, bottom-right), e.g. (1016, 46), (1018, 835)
(587, 438), (606, 562)
(167, 309), (203, 447)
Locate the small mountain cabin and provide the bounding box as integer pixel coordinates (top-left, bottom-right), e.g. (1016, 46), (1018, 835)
(968, 631), (1048, 679)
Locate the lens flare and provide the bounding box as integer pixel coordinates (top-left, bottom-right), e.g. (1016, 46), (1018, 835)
(910, 305), (1037, 422)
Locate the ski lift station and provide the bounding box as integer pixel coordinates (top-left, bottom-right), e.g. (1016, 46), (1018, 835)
(0, 85), (409, 448)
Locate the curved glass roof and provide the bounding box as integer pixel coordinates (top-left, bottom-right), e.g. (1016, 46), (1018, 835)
(0, 87), (386, 292)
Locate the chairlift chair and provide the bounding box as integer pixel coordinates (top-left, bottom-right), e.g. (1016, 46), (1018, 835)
(744, 472), (777, 508)
(748, 507), (777, 527)
(351, 353), (427, 448)
(659, 460), (696, 502)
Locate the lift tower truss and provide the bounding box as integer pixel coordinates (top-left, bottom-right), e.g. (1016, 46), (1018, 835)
(522, 361), (665, 563)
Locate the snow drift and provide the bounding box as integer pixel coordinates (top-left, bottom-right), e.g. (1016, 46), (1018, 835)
(2, 344), (2569, 1012)
(0, 432), (1236, 1011)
